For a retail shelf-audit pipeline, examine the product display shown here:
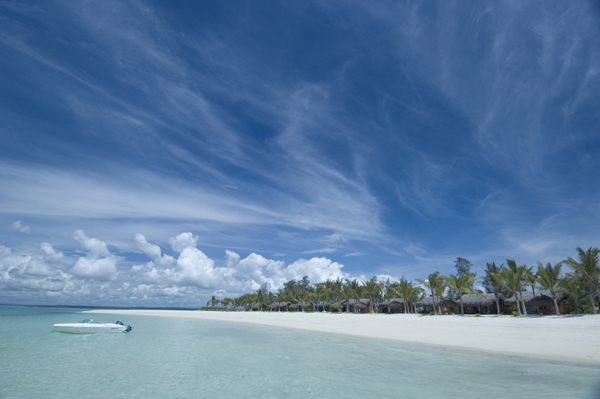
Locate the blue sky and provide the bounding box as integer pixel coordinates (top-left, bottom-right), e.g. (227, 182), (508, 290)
(1, 0), (599, 307)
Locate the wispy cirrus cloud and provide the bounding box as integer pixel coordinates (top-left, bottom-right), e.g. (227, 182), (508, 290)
(1, 0), (599, 307)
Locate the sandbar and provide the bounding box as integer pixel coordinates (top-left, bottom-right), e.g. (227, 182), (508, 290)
(85, 309), (600, 364)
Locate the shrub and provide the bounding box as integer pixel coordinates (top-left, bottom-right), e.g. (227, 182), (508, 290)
(475, 313), (481, 317)
(429, 311), (436, 316)
(511, 310), (519, 317)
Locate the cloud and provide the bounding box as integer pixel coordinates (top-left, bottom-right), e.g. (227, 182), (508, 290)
(70, 230), (116, 281)
(323, 233), (348, 243)
(140, 232), (235, 290)
(285, 257), (345, 284)
(40, 243), (64, 262)
(301, 247), (337, 254)
(0, 245), (67, 297)
(70, 257), (117, 281)
(225, 250), (286, 291)
(132, 233), (349, 293)
(344, 252), (365, 257)
(11, 221), (30, 233)
(134, 234), (174, 267)
(169, 232), (198, 253)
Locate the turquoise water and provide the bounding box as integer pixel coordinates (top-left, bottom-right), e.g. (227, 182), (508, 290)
(1, 306), (599, 398)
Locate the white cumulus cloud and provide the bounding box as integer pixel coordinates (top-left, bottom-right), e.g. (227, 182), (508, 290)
(284, 257), (345, 283)
(41, 242), (64, 262)
(142, 232), (235, 289)
(134, 233), (175, 267)
(70, 230), (116, 281)
(11, 220), (30, 233)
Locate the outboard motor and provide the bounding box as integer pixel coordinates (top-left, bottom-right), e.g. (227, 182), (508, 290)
(116, 321), (132, 332)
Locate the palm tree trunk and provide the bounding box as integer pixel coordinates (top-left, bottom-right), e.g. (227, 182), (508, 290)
(495, 294), (500, 315)
(589, 293), (597, 314)
(519, 292), (528, 315)
(460, 296), (464, 315)
(552, 296), (560, 315)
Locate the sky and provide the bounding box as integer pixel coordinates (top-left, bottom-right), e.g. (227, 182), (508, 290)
(1, 0), (599, 308)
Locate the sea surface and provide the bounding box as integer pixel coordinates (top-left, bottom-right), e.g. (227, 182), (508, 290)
(1, 306), (599, 399)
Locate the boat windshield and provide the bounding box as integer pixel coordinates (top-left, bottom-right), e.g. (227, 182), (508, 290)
(79, 319), (104, 324)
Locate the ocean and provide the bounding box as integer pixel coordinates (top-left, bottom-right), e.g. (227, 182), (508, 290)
(1, 306), (599, 398)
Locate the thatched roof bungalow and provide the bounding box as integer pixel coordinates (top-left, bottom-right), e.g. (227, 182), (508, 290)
(379, 298), (408, 313)
(342, 299), (371, 313)
(268, 302), (291, 312)
(506, 290), (569, 314)
(458, 293), (507, 315)
(415, 296), (455, 314)
(415, 294), (508, 315)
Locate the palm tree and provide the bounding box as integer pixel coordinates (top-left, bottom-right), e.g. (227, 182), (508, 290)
(417, 272), (447, 315)
(346, 279), (363, 313)
(255, 286), (269, 311)
(292, 286), (308, 312)
(362, 278), (381, 313)
(447, 274), (478, 315)
(563, 247), (600, 314)
(340, 283), (355, 313)
(496, 260), (529, 315)
(221, 297), (232, 310)
(392, 278), (418, 314)
(314, 283), (327, 312)
(408, 284), (425, 313)
(559, 273), (584, 314)
(525, 267), (538, 297)
(307, 287), (320, 312)
(484, 262), (504, 315)
(325, 279), (343, 312)
(243, 293), (257, 311)
(536, 262), (563, 315)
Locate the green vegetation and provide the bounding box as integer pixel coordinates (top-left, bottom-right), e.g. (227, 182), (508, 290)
(214, 247), (599, 316)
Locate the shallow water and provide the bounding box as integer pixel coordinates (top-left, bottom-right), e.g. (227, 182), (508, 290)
(1, 306), (599, 398)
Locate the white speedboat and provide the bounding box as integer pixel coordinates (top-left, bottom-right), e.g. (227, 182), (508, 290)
(53, 318), (132, 333)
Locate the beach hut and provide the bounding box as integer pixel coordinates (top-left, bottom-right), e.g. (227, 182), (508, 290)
(246, 303), (262, 311)
(458, 293), (508, 315)
(268, 302), (291, 312)
(379, 298), (408, 313)
(415, 297), (437, 313)
(414, 297), (460, 314)
(505, 290), (570, 314)
(342, 299), (371, 313)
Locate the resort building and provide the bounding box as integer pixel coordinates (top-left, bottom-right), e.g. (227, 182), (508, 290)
(505, 291), (570, 315)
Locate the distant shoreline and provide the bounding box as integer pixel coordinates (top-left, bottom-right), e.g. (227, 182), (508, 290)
(84, 309), (600, 365)
(0, 303), (197, 311)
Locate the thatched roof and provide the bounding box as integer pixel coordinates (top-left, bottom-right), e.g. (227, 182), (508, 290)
(415, 296), (440, 307)
(268, 302), (291, 309)
(380, 298), (406, 306)
(345, 298), (371, 306)
(459, 293), (501, 306)
(505, 290), (568, 305)
(438, 297), (458, 307)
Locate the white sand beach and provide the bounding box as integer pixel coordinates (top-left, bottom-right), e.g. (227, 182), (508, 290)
(86, 309), (600, 364)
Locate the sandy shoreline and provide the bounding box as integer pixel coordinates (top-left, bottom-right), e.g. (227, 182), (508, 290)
(85, 309), (600, 364)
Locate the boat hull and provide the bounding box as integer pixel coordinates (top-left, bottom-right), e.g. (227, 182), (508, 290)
(53, 323), (128, 333)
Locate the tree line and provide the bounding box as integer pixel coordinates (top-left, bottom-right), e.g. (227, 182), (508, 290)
(206, 247), (600, 315)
